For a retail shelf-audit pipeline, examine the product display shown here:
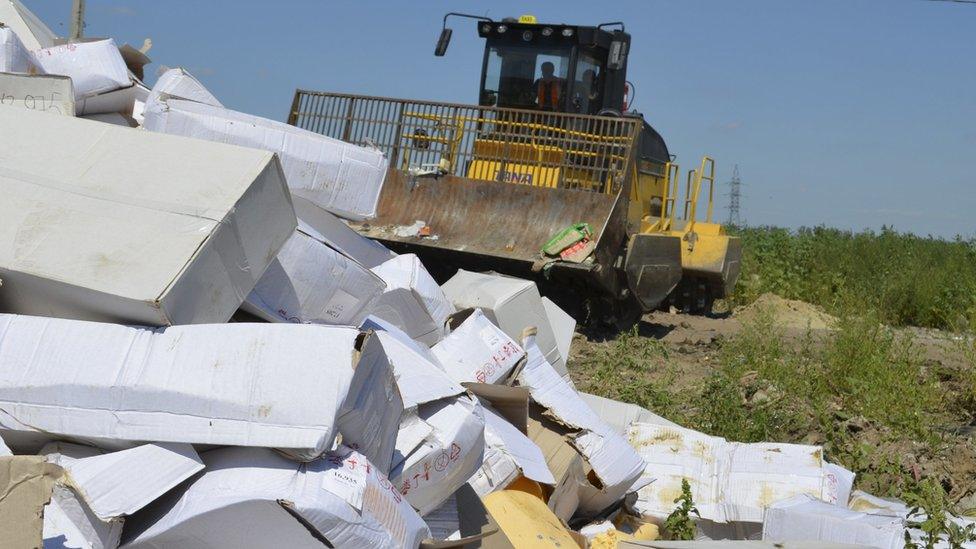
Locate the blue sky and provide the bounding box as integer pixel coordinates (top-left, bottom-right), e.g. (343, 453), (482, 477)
(25, 0), (976, 238)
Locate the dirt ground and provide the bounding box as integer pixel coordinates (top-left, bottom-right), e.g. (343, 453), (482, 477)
(567, 293), (976, 511)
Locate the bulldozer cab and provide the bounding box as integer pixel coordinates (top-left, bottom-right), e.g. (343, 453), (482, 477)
(471, 16), (630, 117)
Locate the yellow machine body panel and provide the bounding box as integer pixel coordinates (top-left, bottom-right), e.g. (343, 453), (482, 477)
(467, 139), (563, 188)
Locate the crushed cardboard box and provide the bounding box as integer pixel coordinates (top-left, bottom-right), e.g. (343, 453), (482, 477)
(123, 446), (432, 549)
(465, 383), (556, 499)
(0, 71), (74, 115)
(371, 254), (457, 346)
(0, 315), (402, 466)
(431, 309), (525, 384)
(517, 333), (648, 516)
(626, 422), (855, 524)
(143, 93), (388, 221)
(0, 106), (296, 326)
(441, 270), (569, 377)
(41, 441), (204, 549)
(243, 222), (387, 326)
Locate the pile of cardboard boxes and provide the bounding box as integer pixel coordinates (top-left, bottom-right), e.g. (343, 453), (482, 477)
(1, 2), (972, 548)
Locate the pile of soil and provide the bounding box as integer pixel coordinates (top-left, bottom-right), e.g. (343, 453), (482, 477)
(734, 292), (837, 331)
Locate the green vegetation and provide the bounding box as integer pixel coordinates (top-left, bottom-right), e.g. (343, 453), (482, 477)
(662, 479), (699, 541)
(730, 226), (976, 332)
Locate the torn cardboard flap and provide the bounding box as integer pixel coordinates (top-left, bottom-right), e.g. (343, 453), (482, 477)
(0, 456), (64, 549)
(123, 447), (431, 549)
(375, 327), (464, 409)
(0, 315), (395, 462)
(432, 309), (525, 384)
(45, 442), (204, 521)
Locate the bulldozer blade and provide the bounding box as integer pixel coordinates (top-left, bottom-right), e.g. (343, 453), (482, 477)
(347, 169), (630, 301)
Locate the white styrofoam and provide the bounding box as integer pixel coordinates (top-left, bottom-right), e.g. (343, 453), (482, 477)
(149, 67), (222, 107)
(762, 495), (903, 548)
(517, 334), (647, 515)
(370, 254), (456, 345)
(0, 27), (32, 72)
(294, 197), (396, 268)
(0, 315), (400, 463)
(123, 447), (430, 549)
(431, 309), (525, 384)
(31, 39), (130, 99)
(0, 106), (296, 326)
(143, 96), (388, 220)
(243, 226), (386, 326)
(626, 422), (855, 524)
(442, 270), (567, 376)
(391, 396), (486, 516)
(0, 72), (73, 115)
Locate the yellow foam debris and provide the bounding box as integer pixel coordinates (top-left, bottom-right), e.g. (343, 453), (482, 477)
(482, 489), (578, 547)
(590, 523), (659, 548)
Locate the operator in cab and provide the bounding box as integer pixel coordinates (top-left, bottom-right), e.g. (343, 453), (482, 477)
(534, 61), (564, 111)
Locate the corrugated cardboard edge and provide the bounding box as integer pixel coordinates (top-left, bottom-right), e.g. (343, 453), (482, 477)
(0, 456), (64, 549)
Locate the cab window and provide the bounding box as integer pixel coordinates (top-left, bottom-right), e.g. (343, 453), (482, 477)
(481, 44), (570, 110)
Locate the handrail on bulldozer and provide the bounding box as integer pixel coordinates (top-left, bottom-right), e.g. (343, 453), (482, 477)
(682, 156), (716, 232)
(660, 161), (680, 230)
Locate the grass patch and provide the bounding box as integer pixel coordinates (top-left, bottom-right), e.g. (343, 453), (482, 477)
(730, 226), (976, 332)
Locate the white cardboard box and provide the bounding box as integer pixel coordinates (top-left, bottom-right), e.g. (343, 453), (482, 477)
(0, 71), (74, 115)
(149, 67), (222, 107)
(477, 404), (556, 489)
(762, 495), (903, 548)
(517, 334), (648, 515)
(441, 270), (568, 377)
(143, 95), (388, 220)
(243, 223), (386, 326)
(294, 197), (396, 269)
(0, 26), (32, 72)
(123, 447), (431, 549)
(31, 39), (130, 99)
(0, 315), (401, 464)
(626, 422), (855, 524)
(75, 80), (148, 116)
(0, 106), (296, 326)
(431, 309), (525, 384)
(370, 254), (456, 346)
(579, 392), (679, 432)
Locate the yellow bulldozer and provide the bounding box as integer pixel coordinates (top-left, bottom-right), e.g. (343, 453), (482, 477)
(287, 13), (741, 326)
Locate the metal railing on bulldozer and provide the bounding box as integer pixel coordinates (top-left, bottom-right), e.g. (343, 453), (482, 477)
(288, 91), (643, 195)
